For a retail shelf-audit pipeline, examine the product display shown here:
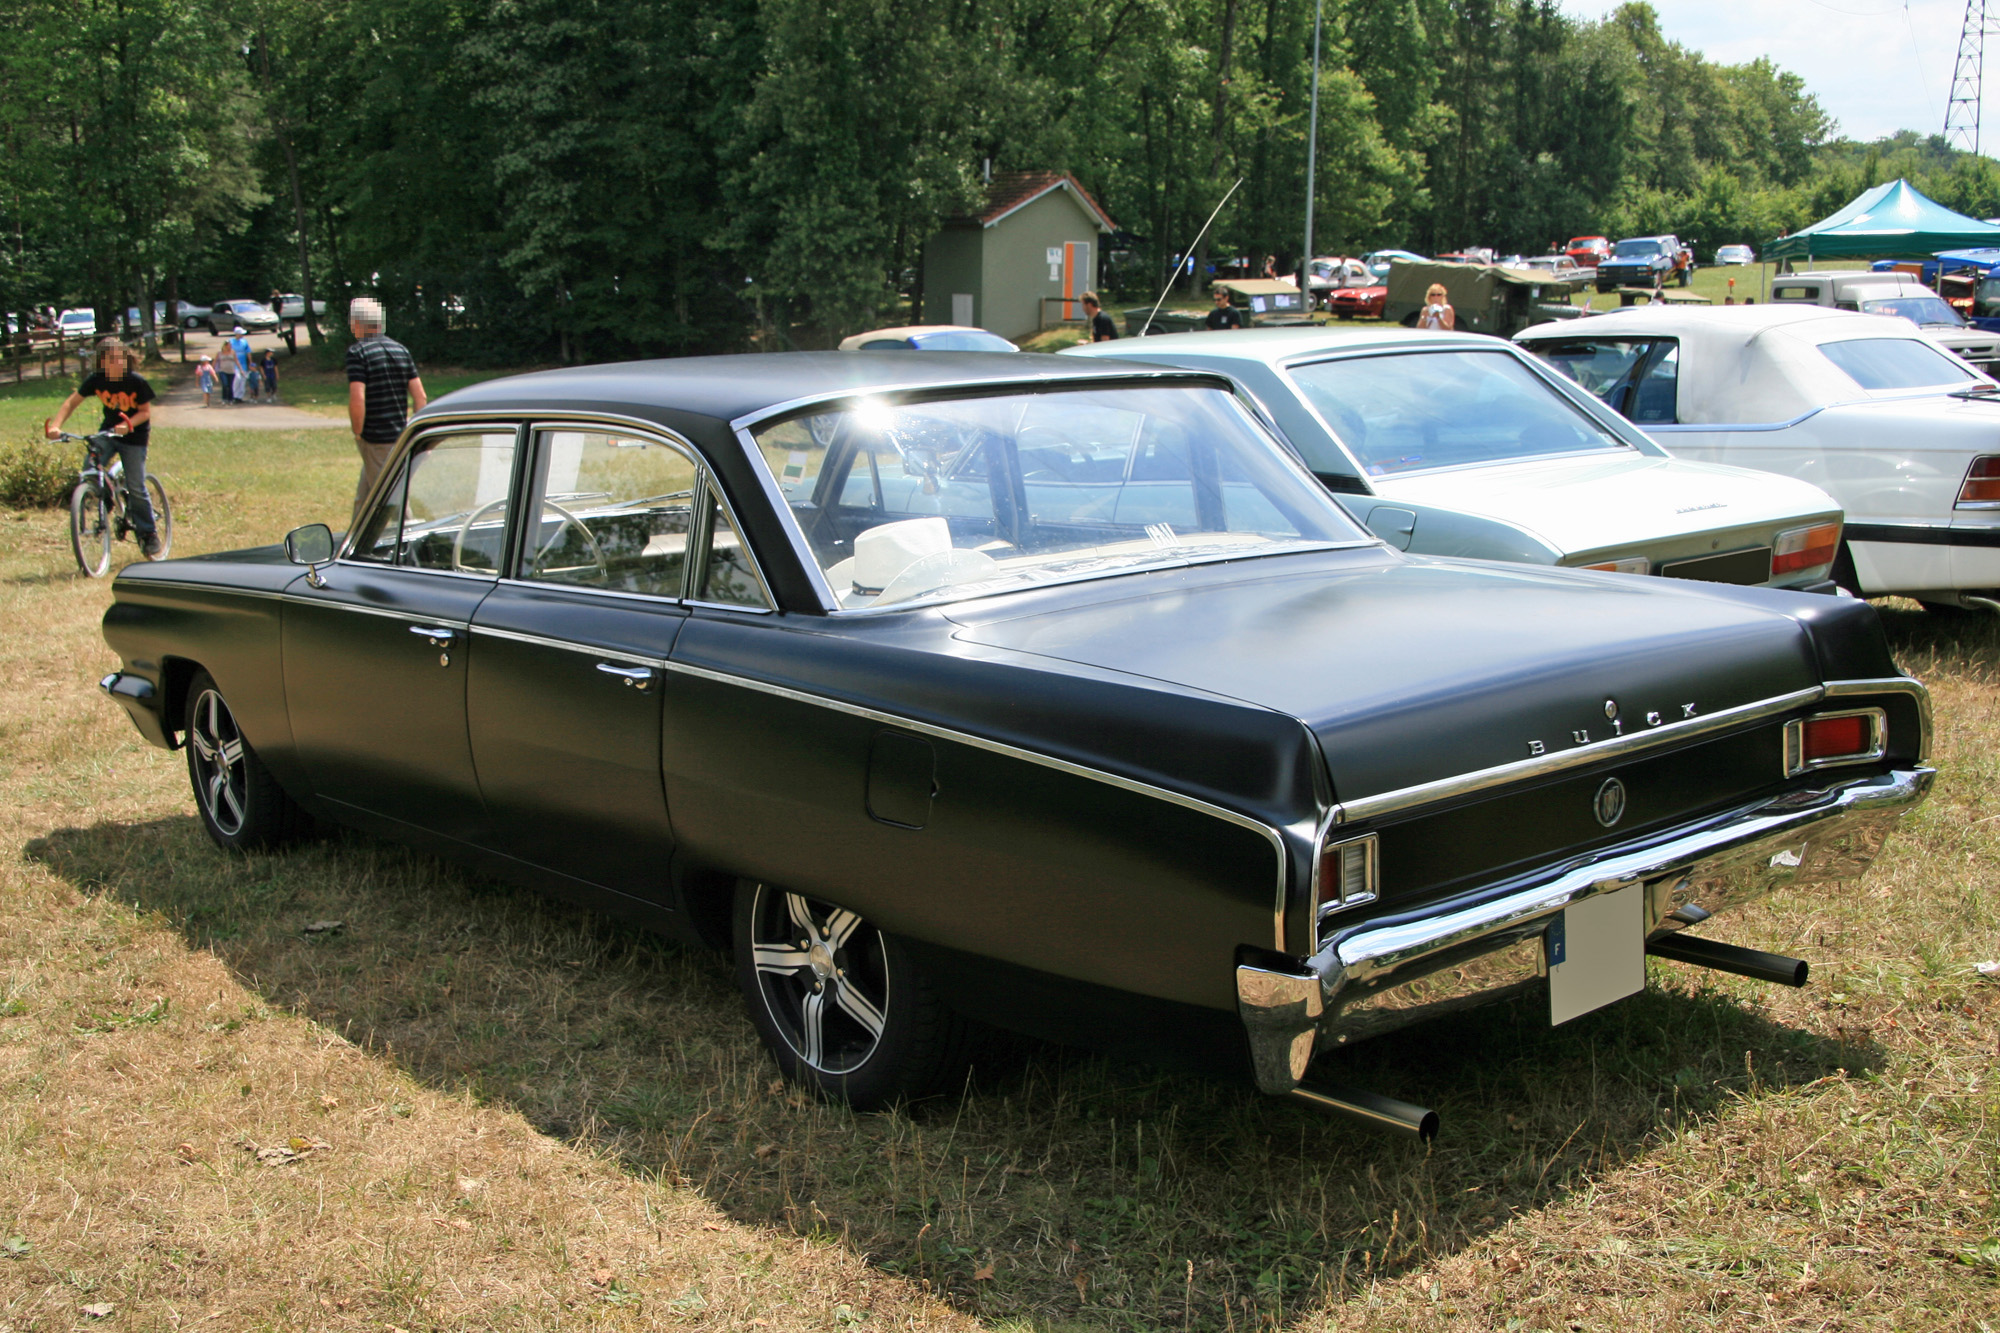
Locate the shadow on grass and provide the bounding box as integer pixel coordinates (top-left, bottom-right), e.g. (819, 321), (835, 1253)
(28, 814), (1883, 1330)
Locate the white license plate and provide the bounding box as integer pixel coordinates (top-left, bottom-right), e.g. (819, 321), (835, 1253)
(1547, 882), (1645, 1025)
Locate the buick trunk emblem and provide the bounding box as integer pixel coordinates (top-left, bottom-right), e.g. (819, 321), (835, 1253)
(1594, 777), (1627, 828)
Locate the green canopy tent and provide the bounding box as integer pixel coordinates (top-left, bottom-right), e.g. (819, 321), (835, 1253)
(1763, 179), (2000, 262)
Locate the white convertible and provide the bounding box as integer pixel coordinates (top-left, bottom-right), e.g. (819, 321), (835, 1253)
(1063, 327), (1846, 593)
(1519, 305), (2000, 610)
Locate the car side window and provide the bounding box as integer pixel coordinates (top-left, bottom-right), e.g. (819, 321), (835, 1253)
(347, 431), (517, 573)
(694, 485), (774, 609)
(525, 430), (699, 598)
(1528, 338), (1677, 423)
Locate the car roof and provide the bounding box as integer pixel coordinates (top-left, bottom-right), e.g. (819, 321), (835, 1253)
(1066, 326), (1484, 369)
(843, 324), (988, 341)
(421, 350), (1213, 429)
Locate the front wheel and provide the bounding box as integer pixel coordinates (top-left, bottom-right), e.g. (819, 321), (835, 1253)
(734, 881), (972, 1109)
(143, 475), (172, 559)
(70, 481), (112, 577)
(185, 670), (311, 850)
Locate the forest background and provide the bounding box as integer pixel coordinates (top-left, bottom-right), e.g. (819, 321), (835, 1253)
(7, 0), (2000, 363)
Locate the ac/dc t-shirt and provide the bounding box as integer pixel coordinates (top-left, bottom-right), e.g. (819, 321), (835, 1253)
(77, 370), (156, 448)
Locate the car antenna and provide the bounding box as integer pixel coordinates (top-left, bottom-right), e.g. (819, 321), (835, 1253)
(1137, 179), (1244, 338)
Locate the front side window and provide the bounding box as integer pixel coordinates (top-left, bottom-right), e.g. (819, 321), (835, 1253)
(1287, 349), (1635, 476)
(349, 431), (517, 572)
(1529, 337), (1679, 424)
(754, 384), (1361, 609)
(1818, 337), (1980, 391)
(524, 430), (699, 597)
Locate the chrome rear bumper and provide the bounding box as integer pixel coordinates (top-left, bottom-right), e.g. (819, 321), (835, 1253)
(1237, 767), (1932, 1095)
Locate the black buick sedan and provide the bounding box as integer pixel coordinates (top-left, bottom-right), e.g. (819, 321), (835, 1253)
(98, 352), (1932, 1134)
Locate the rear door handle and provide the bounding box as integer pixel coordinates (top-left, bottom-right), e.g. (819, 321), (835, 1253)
(596, 662), (656, 691)
(409, 625), (458, 646)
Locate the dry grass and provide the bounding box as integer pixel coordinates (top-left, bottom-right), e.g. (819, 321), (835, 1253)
(1, 393), (1999, 1331)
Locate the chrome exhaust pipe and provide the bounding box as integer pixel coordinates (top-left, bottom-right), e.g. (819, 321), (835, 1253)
(1290, 1077), (1438, 1141)
(1647, 932), (1809, 987)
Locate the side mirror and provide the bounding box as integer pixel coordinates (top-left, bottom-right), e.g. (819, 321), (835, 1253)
(284, 523), (335, 587)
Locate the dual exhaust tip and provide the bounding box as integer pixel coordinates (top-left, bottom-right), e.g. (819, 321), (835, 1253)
(1290, 932), (1809, 1142)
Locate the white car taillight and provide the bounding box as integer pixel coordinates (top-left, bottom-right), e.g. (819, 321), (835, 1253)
(1956, 456), (2000, 508)
(1770, 521), (1842, 577)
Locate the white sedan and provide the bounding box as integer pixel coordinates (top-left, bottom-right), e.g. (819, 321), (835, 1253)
(1063, 327), (1846, 592)
(1518, 304), (2000, 610)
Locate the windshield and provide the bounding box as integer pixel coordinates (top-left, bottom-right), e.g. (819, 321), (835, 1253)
(908, 330), (1018, 352)
(1858, 296), (1965, 327)
(1612, 240), (1663, 258)
(753, 385), (1365, 609)
(1287, 349), (1634, 476)
(1818, 337), (1979, 390)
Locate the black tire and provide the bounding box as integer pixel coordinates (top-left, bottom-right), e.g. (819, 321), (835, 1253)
(734, 880), (972, 1109)
(70, 481), (112, 577)
(184, 670), (311, 851)
(142, 475), (172, 559)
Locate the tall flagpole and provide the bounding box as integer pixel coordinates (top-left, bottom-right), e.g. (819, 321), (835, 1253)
(1301, 0), (1323, 305)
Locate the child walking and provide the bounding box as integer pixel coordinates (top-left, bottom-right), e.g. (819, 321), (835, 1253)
(196, 355), (217, 407)
(259, 348), (279, 403)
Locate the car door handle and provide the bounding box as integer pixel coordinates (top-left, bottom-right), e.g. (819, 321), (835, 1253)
(596, 662), (656, 690)
(409, 625), (458, 646)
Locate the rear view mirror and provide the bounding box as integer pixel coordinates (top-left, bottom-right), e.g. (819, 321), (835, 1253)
(284, 523), (335, 566)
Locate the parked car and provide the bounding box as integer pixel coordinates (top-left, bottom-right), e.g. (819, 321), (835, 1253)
(1519, 254), (1590, 288)
(1566, 236), (1611, 267)
(1596, 236), (1691, 291)
(172, 300), (213, 330)
(1519, 303), (2000, 610)
(1765, 270), (2000, 375)
(1361, 249), (1426, 279)
(207, 299), (280, 334)
(277, 293), (328, 321)
(95, 350), (1933, 1134)
(1066, 325), (1848, 592)
(1305, 257), (1372, 308)
(1325, 278), (1388, 319)
(58, 308), (96, 340)
(1715, 244), (1757, 266)
(837, 325), (1018, 352)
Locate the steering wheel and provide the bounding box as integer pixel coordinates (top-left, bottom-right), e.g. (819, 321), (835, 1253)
(450, 497), (607, 581)
(451, 498), (510, 573)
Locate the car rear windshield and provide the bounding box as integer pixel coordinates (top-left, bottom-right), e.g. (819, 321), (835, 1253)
(1286, 349), (1634, 475)
(1857, 296), (1964, 327)
(753, 384), (1366, 609)
(908, 331), (1018, 352)
(1612, 240), (1663, 258)
(1818, 336), (1978, 390)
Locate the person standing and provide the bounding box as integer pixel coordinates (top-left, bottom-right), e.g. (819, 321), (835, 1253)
(1416, 283), (1455, 330)
(214, 338), (239, 404)
(1081, 291), (1117, 342)
(228, 326), (255, 401)
(45, 337), (161, 555)
(346, 296), (427, 525)
(259, 348), (279, 401)
(196, 354), (217, 407)
(1204, 286), (1247, 330)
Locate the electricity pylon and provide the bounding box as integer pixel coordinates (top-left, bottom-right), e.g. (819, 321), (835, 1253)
(1947, 0), (2000, 154)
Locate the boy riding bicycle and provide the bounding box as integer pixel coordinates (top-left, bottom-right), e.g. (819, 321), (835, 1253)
(47, 337), (161, 556)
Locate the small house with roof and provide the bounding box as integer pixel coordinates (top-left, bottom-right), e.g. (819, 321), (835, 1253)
(923, 171), (1117, 340)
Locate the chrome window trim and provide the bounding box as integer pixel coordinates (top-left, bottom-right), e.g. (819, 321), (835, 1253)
(660, 659), (1295, 949)
(695, 478), (778, 612)
(1823, 676), (1933, 761)
(1782, 707), (1887, 777)
(491, 575), (688, 611)
(339, 422), (525, 566)
(468, 623), (658, 668)
(517, 421), (707, 598)
(1337, 685), (1826, 824)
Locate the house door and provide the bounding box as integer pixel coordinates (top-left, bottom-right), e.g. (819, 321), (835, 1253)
(1062, 242), (1092, 320)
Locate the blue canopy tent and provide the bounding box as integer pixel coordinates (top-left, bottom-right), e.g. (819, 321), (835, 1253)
(1764, 179), (2000, 262)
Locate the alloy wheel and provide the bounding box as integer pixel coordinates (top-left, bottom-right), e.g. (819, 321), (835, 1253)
(188, 688), (248, 836)
(747, 885), (890, 1074)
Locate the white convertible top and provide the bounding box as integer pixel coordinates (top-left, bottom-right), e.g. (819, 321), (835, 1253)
(1517, 304), (1978, 425)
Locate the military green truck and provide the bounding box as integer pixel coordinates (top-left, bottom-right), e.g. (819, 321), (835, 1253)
(1383, 260), (1582, 337)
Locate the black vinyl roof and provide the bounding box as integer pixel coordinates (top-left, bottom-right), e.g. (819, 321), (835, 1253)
(418, 350), (1208, 429)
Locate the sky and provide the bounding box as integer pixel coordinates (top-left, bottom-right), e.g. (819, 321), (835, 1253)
(1566, 0), (1981, 146)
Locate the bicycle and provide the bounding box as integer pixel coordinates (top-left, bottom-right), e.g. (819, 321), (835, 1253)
(56, 430), (172, 577)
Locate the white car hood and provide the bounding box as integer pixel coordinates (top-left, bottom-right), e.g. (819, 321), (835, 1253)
(1370, 451), (1838, 555)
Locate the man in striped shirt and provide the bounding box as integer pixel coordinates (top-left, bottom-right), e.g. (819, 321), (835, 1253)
(346, 296), (428, 526)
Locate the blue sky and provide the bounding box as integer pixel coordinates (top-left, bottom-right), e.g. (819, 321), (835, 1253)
(1567, 0), (1976, 145)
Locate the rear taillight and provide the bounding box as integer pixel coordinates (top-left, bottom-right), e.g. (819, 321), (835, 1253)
(1957, 456), (2000, 507)
(1783, 708), (1886, 776)
(1582, 556), (1650, 575)
(1770, 521), (1842, 576)
(1316, 832), (1378, 917)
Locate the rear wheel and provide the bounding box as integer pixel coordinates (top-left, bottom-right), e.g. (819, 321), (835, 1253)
(734, 881), (972, 1109)
(185, 670), (310, 850)
(70, 481), (112, 577)
(143, 475), (172, 559)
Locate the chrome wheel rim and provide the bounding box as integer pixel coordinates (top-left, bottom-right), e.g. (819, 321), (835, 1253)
(749, 884), (890, 1074)
(188, 688), (248, 836)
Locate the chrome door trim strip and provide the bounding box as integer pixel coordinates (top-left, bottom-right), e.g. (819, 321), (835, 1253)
(112, 577), (284, 601)
(276, 592), (473, 629)
(468, 623), (659, 668)
(661, 658), (1295, 949)
(1823, 676), (1932, 760)
(1337, 685), (1827, 824)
